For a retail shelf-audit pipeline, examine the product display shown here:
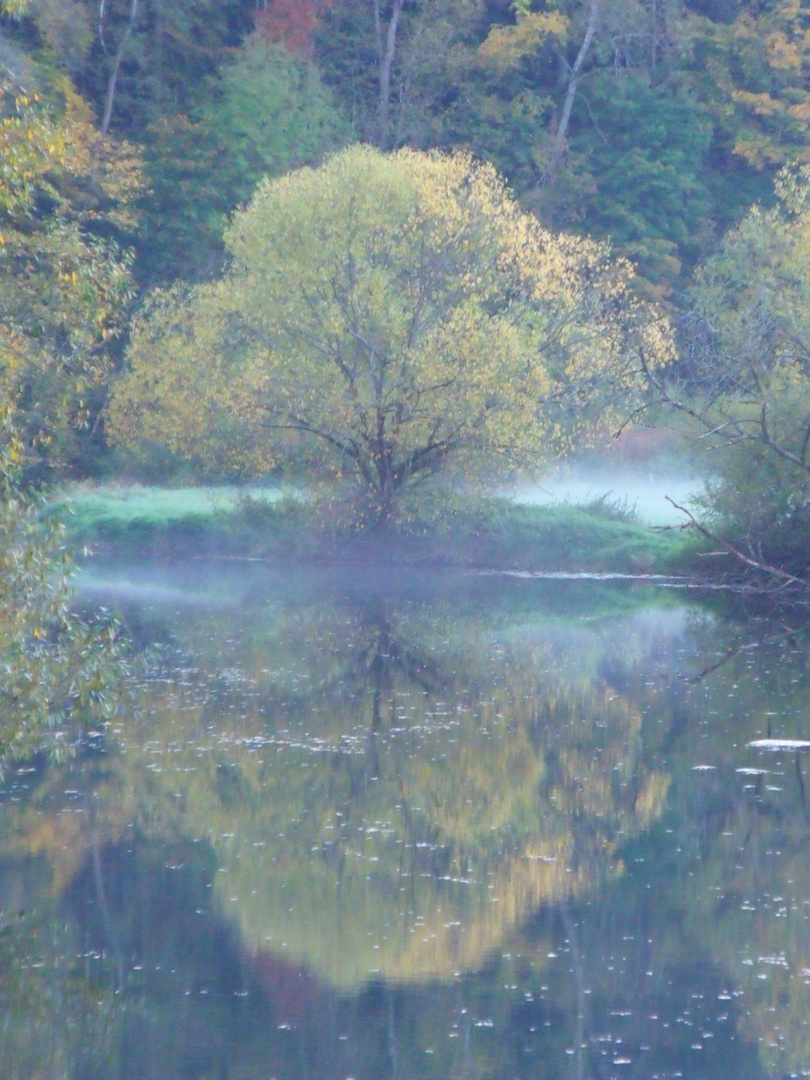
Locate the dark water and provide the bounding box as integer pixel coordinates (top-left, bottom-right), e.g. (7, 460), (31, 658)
(2, 561), (810, 1080)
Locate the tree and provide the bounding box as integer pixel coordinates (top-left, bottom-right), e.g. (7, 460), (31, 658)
(254, 0), (335, 55)
(688, 0), (810, 174)
(315, 0), (486, 150)
(644, 165), (810, 583)
(0, 75), (139, 478)
(473, 1), (724, 293)
(2, 0), (254, 135)
(314, 0), (407, 148)
(109, 145), (672, 522)
(75, 0), (255, 136)
(569, 72), (715, 293)
(138, 35), (349, 284)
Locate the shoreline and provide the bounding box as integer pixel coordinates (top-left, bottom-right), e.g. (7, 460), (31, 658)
(56, 484), (701, 578)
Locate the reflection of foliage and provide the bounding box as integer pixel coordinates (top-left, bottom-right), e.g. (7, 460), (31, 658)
(0, 861), (122, 1078)
(8, 580), (810, 1077)
(677, 744), (810, 1078)
(5, 578), (673, 987)
(634, 611), (810, 1080)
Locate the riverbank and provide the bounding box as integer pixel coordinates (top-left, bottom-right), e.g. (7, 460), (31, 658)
(53, 484), (701, 576)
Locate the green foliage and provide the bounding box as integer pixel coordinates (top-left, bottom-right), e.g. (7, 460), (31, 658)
(6, 0), (809, 308)
(25, 0), (93, 76)
(203, 36), (349, 206)
(139, 36), (349, 284)
(315, 0), (489, 149)
(664, 166), (810, 580)
(306, 0), (799, 295)
(688, 0), (810, 172)
(0, 412), (128, 762)
(72, 0), (254, 135)
(692, 429), (810, 576)
(568, 74), (715, 292)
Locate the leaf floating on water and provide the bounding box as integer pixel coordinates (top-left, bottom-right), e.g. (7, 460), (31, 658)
(747, 739), (810, 751)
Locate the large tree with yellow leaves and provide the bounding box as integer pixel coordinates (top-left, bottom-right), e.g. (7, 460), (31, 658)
(109, 145), (672, 522)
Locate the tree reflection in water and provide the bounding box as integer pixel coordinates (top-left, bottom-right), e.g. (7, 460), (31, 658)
(1, 568), (809, 1078)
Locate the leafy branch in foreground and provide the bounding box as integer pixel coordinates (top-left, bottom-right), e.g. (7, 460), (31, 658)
(0, 411), (129, 762)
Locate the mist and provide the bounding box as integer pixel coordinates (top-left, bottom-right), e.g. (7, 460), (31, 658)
(511, 457), (701, 526)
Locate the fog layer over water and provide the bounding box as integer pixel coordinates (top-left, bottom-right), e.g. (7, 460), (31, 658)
(512, 462), (701, 525)
(1, 562), (809, 1080)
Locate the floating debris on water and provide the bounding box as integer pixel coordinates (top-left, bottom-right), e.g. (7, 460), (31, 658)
(747, 739), (810, 751)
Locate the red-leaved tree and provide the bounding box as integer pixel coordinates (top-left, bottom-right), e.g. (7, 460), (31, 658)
(255, 0), (334, 54)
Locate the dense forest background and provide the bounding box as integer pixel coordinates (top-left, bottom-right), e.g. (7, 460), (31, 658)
(34, 0), (810, 294)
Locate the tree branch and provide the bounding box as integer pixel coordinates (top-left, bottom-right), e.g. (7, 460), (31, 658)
(665, 496), (803, 587)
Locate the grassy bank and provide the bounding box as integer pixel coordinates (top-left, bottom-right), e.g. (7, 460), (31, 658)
(52, 484), (700, 575)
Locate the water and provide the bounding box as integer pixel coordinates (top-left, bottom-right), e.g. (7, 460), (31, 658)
(2, 561), (810, 1079)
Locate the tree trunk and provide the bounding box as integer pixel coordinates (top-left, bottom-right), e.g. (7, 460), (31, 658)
(546, 0), (602, 172)
(99, 0), (139, 138)
(372, 0), (405, 148)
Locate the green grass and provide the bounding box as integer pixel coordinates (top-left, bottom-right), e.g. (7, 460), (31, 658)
(50, 483), (294, 557)
(437, 501), (694, 573)
(52, 483), (283, 527)
(53, 483), (700, 575)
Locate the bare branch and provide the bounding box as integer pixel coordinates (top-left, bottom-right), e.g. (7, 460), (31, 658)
(665, 497), (803, 587)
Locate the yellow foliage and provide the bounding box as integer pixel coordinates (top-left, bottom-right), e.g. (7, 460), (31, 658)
(478, 11), (569, 71)
(0, 77), (139, 470)
(694, 0), (810, 170)
(0, 0), (30, 15)
(110, 145), (672, 516)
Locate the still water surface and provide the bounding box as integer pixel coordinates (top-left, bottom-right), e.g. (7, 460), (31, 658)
(2, 562), (810, 1079)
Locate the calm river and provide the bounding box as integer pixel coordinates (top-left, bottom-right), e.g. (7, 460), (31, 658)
(2, 561), (810, 1080)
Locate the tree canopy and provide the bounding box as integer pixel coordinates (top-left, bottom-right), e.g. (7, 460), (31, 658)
(109, 145), (672, 521)
(138, 35), (348, 284)
(647, 165), (810, 580)
(0, 74), (139, 478)
(4, 0), (807, 302)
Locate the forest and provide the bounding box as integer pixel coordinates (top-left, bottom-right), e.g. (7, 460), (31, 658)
(1, 0), (810, 747)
